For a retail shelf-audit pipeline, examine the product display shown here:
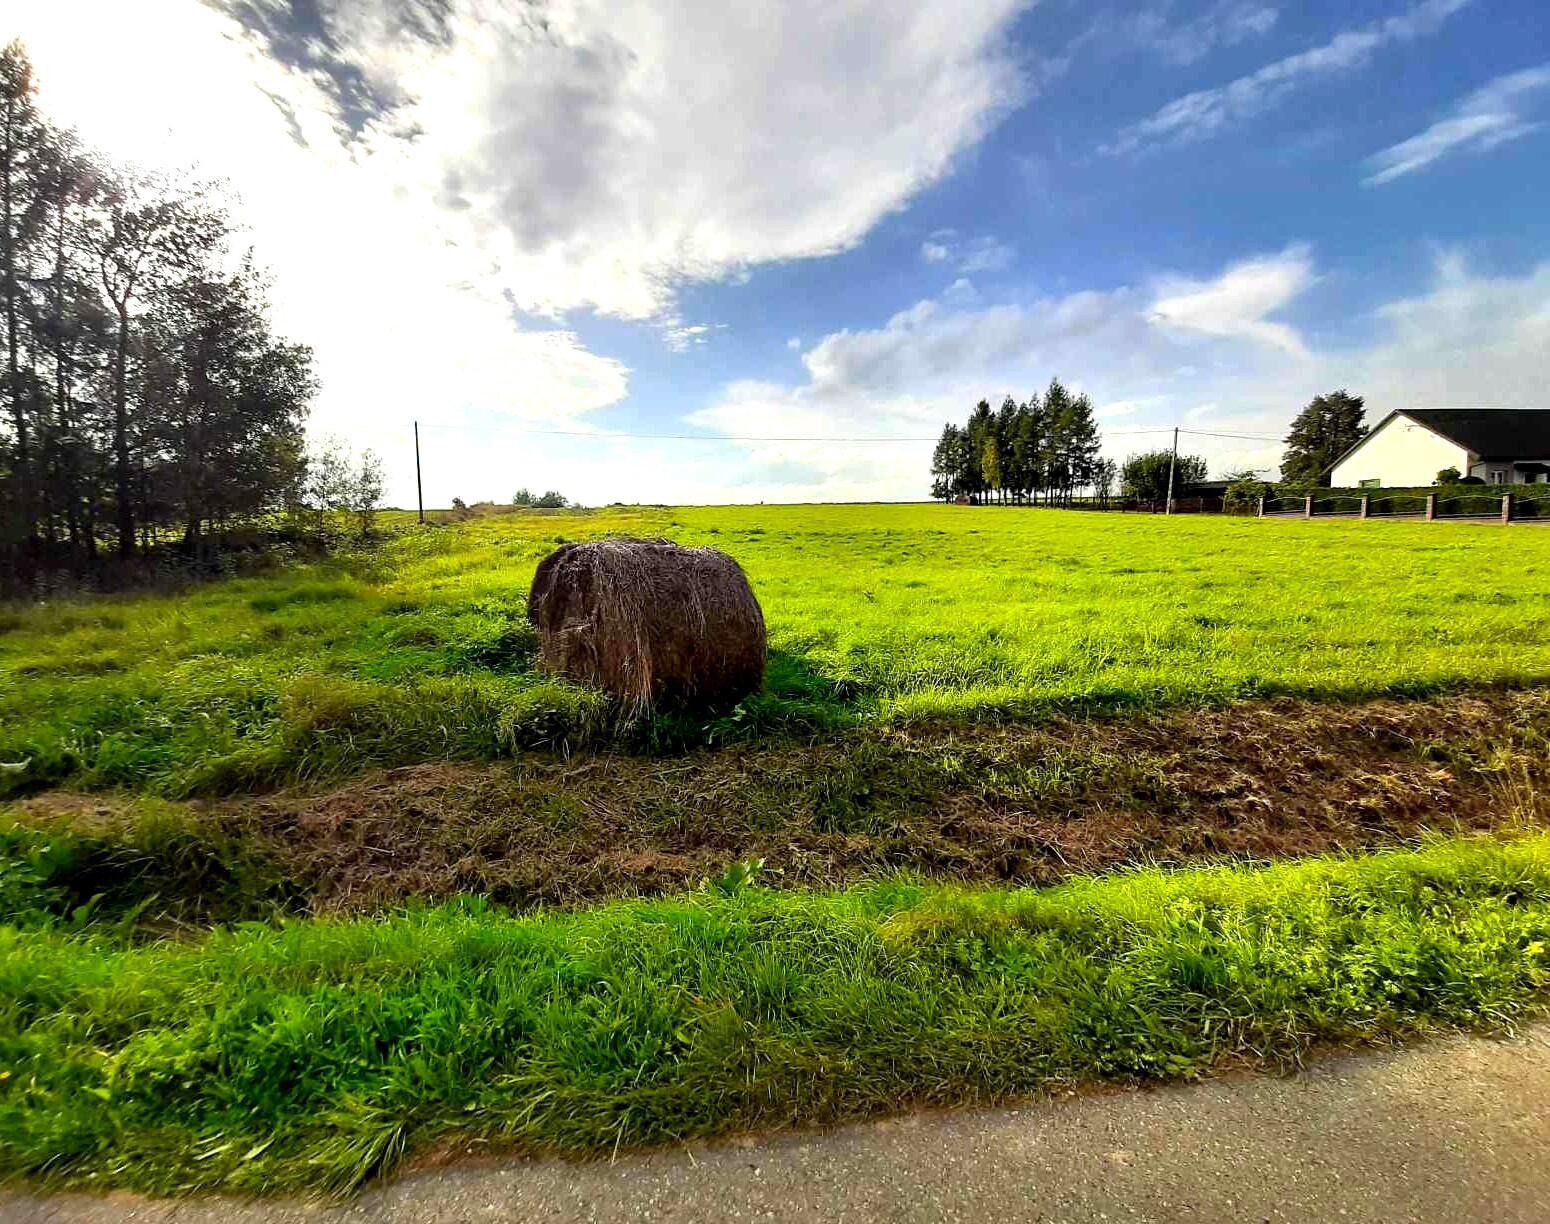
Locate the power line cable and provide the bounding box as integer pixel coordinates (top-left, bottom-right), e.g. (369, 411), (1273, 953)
(410, 422), (1274, 444)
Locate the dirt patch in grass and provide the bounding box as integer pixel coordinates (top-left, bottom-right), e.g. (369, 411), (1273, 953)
(12, 690), (1546, 918)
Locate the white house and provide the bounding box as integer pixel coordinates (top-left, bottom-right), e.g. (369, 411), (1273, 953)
(1328, 409), (1550, 488)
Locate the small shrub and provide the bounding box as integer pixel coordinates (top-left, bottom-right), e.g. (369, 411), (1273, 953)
(703, 857), (766, 896)
(1225, 478), (1271, 514)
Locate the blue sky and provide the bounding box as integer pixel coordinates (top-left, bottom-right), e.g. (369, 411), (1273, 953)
(11, 0), (1550, 504)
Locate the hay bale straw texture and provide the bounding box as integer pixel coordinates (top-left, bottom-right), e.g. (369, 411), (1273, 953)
(527, 537), (766, 712)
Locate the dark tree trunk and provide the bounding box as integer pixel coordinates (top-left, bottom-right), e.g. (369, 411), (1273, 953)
(112, 306), (133, 558)
(2, 89), (31, 557)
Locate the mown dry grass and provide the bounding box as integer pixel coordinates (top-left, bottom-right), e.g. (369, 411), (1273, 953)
(10, 691), (1547, 922)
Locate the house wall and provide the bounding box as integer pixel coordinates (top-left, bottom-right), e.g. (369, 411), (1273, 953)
(1329, 414), (1469, 487)
(1466, 460), (1550, 484)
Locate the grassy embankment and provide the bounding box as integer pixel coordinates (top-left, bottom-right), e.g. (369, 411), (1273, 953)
(2, 834), (1548, 1196)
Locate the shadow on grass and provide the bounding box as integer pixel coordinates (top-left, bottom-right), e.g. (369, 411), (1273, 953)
(642, 649), (871, 750)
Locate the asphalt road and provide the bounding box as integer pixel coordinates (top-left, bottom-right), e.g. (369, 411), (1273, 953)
(5, 1024), (1549, 1223)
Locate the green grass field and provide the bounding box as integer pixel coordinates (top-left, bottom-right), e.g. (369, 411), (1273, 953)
(3, 504), (1549, 797)
(4, 504), (1550, 1196)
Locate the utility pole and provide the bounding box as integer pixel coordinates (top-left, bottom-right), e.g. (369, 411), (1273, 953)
(1165, 425), (1179, 515)
(414, 420), (424, 524)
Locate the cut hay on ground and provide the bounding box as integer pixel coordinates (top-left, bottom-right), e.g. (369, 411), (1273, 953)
(527, 536), (765, 712)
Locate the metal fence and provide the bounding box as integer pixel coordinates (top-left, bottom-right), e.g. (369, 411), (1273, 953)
(1258, 491), (1545, 523)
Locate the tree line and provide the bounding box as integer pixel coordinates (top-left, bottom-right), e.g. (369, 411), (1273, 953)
(0, 41), (343, 593)
(929, 385), (1385, 510)
(929, 378), (1111, 505)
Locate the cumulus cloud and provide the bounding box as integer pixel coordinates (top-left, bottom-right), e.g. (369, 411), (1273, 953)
(921, 240), (953, 263)
(1103, 0), (1474, 155)
(1150, 245), (1315, 356)
(684, 246), (1550, 499)
(214, 0), (1033, 321)
(1363, 64), (1550, 185)
(683, 248), (1311, 494)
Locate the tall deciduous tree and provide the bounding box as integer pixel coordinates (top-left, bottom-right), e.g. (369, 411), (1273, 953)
(1281, 390), (1366, 487)
(1, 41), (46, 571)
(1121, 450), (1207, 502)
(348, 449), (385, 536)
(142, 257), (312, 550)
(0, 40), (317, 592)
(1093, 457), (1117, 502)
(91, 176), (224, 556)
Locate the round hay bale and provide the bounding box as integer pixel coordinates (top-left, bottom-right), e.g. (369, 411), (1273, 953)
(527, 537), (766, 712)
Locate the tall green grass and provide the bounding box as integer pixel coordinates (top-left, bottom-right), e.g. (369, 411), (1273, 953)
(4, 504), (1550, 795)
(1, 834), (1547, 1195)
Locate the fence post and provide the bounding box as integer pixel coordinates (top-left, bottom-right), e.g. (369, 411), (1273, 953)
(1359, 494), (1371, 519)
(1426, 492), (1438, 521)
(1257, 495), (1265, 518)
(1502, 492), (1514, 525)
(1303, 494), (1314, 519)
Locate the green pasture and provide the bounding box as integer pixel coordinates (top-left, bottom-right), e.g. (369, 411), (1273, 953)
(3, 503), (1548, 795)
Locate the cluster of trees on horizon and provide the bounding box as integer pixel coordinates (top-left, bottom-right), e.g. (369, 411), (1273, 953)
(0, 41), (369, 594)
(929, 379), (1110, 505)
(512, 488), (569, 509)
(928, 387), (1386, 506)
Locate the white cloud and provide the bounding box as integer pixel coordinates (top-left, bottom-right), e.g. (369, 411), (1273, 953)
(234, 0), (1034, 321)
(958, 236), (1017, 274)
(1103, 0), (1474, 155)
(944, 277), (979, 303)
(786, 336), (803, 351)
(1154, 2), (1280, 65)
(1363, 64), (1550, 185)
(682, 248), (1311, 494)
(1097, 397), (1164, 418)
(1080, 2), (1280, 68)
(1356, 253), (1550, 406)
(660, 321), (723, 352)
(919, 232), (1015, 274)
(682, 246), (1550, 497)
(1151, 245), (1315, 356)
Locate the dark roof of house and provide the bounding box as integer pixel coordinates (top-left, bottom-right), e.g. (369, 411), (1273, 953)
(1396, 409), (1550, 460)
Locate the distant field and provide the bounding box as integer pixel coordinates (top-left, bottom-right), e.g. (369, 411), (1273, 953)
(3, 503), (1549, 795)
